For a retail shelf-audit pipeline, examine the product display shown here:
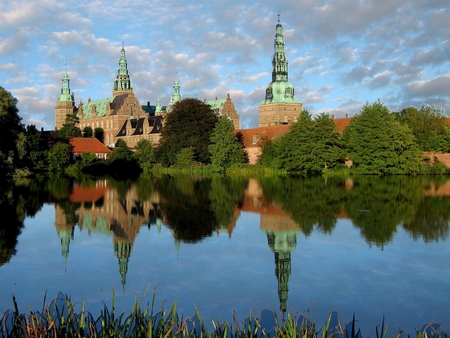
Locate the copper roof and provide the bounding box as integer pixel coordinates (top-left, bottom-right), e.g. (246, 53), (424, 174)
(69, 138), (112, 154)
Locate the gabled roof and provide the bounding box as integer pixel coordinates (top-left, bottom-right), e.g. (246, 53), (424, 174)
(69, 138), (112, 154)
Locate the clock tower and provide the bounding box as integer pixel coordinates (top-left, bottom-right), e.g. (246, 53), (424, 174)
(258, 16), (302, 127)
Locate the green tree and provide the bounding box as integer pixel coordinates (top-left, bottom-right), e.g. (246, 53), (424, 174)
(109, 139), (133, 162)
(47, 142), (71, 171)
(397, 104), (447, 150)
(309, 113), (346, 173)
(343, 101), (421, 174)
(277, 109), (315, 173)
(208, 116), (247, 169)
(25, 125), (49, 171)
(258, 136), (281, 168)
(94, 127), (104, 143)
(175, 147), (196, 168)
(156, 98), (218, 167)
(133, 139), (154, 173)
(83, 126), (93, 138)
(59, 113), (81, 138)
(0, 86), (24, 175)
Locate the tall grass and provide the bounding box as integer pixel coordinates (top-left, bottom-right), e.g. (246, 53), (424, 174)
(0, 289), (447, 338)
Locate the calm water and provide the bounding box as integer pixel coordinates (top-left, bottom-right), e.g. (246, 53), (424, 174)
(0, 175), (449, 335)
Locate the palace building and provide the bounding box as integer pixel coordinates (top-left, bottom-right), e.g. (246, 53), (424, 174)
(258, 18), (303, 127)
(55, 42), (240, 147)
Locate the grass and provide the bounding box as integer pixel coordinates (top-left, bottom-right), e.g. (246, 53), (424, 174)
(0, 288), (447, 338)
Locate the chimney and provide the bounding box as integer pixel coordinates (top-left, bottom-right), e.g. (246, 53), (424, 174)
(331, 115), (335, 120)
(147, 101), (150, 106)
(345, 113), (349, 118)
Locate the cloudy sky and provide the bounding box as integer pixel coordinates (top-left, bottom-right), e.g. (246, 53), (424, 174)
(0, 0), (449, 130)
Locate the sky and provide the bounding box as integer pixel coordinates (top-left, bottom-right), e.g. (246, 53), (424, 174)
(0, 0), (449, 130)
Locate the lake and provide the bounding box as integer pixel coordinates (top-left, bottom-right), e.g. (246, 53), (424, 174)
(0, 175), (449, 335)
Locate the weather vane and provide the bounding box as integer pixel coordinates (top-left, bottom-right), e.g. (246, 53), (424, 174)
(278, 10), (281, 23)
(122, 37), (124, 49)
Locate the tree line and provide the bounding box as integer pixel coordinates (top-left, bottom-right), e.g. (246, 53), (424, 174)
(1, 85), (449, 177)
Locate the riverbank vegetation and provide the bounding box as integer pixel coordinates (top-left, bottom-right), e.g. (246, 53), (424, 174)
(2, 85), (450, 178)
(1, 290), (447, 338)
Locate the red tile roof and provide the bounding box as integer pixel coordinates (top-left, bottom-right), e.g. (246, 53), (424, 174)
(69, 138), (112, 154)
(333, 117), (352, 133)
(235, 125), (291, 148)
(235, 118), (352, 148)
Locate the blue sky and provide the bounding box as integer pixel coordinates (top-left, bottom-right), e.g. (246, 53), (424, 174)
(0, 0), (449, 130)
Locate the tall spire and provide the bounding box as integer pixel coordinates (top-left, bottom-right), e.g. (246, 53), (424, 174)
(171, 70), (181, 105)
(58, 59), (74, 102)
(272, 14), (288, 82)
(113, 39), (133, 95)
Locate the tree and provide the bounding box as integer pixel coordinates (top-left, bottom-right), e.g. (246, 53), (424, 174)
(24, 125), (49, 171)
(83, 126), (93, 138)
(277, 109), (316, 173)
(47, 142), (71, 171)
(156, 98), (218, 167)
(397, 104), (447, 150)
(309, 113), (346, 173)
(208, 116), (247, 169)
(133, 139), (154, 173)
(59, 113), (81, 138)
(0, 86), (24, 174)
(94, 127), (104, 143)
(343, 101), (421, 174)
(109, 139), (133, 162)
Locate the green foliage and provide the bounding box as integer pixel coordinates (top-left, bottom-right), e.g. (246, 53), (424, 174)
(175, 147), (197, 168)
(94, 127), (104, 143)
(58, 113), (82, 138)
(47, 142), (71, 171)
(275, 110), (345, 175)
(397, 104), (447, 150)
(132, 139), (154, 173)
(81, 152), (97, 165)
(83, 126), (93, 138)
(209, 117), (247, 169)
(156, 98), (219, 167)
(24, 125), (49, 171)
(109, 139), (133, 162)
(343, 101), (422, 174)
(1, 290), (445, 337)
(258, 137), (281, 168)
(277, 109), (316, 173)
(0, 86), (24, 175)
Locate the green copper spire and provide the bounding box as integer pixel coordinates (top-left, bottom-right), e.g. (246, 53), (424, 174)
(172, 78), (181, 104)
(272, 15), (288, 82)
(260, 17), (301, 105)
(58, 61), (74, 102)
(113, 39), (133, 94)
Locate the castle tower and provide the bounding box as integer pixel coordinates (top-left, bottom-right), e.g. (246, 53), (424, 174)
(55, 65), (76, 130)
(222, 93), (240, 130)
(167, 77), (181, 113)
(113, 40), (133, 96)
(258, 16), (302, 127)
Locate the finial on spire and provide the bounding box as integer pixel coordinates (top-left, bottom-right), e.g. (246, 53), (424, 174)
(122, 37), (124, 49)
(278, 10), (281, 23)
(65, 59), (68, 72)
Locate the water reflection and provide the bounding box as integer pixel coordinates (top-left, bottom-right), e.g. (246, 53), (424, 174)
(0, 175), (449, 325)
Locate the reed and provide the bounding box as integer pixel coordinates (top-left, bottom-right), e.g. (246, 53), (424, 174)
(0, 290), (447, 338)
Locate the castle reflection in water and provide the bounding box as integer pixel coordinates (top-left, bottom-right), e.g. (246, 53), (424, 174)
(54, 179), (298, 312)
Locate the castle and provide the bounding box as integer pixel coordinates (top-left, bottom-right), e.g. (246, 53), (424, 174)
(55, 45), (240, 147)
(55, 18), (300, 147)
